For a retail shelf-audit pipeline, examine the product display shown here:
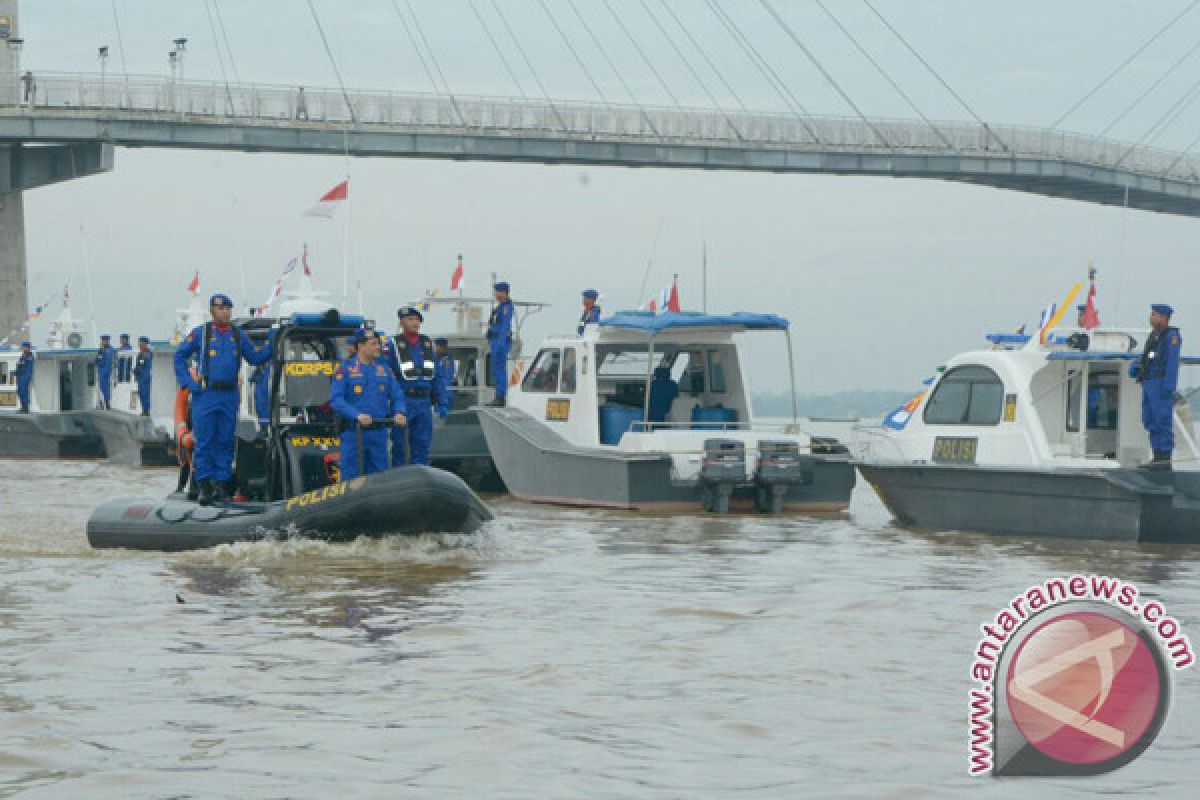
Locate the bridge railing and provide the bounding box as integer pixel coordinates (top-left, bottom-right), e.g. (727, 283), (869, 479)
(6, 70), (1200, 181)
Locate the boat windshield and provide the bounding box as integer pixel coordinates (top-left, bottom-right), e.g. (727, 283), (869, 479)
(597, 349), (670, 378)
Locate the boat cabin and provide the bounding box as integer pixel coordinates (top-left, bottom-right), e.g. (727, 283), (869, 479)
(866, 328), (1200, 468)
(0, 347), (99, 413)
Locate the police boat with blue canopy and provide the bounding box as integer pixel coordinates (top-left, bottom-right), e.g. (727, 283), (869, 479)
(475, 310), (855, 512)
(857, 322), (1200, 542)
(87, 309), (492, 551)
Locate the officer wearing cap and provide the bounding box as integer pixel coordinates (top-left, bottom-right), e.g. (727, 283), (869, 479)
(330, 328), (407, 480)
(434, 337), (455, 418)
(384, 306), (448, 466)
(1130, 303), (1182, 466)
(133, 336), (153, 416)
(486, 282), (514, 406)
(174, 293), (273, 504)
(16, 341), (34, 413)
(95, 334), (116, 409)
(117, 333), (133, 382)
(578, 289), (601, 336)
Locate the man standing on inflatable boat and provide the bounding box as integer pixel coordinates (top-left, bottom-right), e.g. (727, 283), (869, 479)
(174, 294), (273, 505)
(331, 328), (408, 480)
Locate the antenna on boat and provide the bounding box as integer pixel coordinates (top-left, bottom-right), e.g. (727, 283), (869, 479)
(637, 217), (665, 308)
(79, 224), (99, 346)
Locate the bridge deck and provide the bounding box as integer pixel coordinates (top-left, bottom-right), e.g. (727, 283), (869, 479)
(3, 71), (1200, 216)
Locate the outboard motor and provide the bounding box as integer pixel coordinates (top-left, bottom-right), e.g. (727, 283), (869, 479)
(754, 440), (812, 513)
(700, 438), (746, 513)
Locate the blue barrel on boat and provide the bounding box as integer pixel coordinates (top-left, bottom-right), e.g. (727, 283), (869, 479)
(599, 403), (645, 445)
(692, 405), (737, 429)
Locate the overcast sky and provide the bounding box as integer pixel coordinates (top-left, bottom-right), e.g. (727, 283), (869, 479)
(16, 0), (1200, 392)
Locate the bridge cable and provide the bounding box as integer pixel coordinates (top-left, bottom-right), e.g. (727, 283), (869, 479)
(304, 0), (357, 123)
(399, 0), (467, 126)
(385, 0), (441, 97)
(465, 0), (531, 101)
(1115, 68), (1200, 166)
(656, 0), (750, 116)
(704, 0), (821, 143)
(1050, 0), (1200, 130)
(1099, 32), (1200, 137)
(563, 0), (660, 135)
(108, 0), (130, 89)
(536, 0), (609, 104)
(211, 0), (243, 85)
(860, 0), (1006, 151)
(598, 0), (686, 112)
(487, 0), (570, 131)
(757, 0), (891, 148)
(814, 0), (952, 149)
(637, 0), (744, 139)
(201, 0), (236, 116)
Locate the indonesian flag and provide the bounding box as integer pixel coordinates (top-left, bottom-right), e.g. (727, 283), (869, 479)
(1081, 283), (1100, 330)
(451, 254), (464, 290)
(258, 279), (283, 316)
(641, 297), (657, 312)
(657, 277), (681, 314)
(304, 179), (348, 219)
(302, 244), (313, 277)
(186, 271), (200, 294)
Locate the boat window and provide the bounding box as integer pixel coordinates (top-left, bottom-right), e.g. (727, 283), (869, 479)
(1067, 370), (1119, 432)
(924, 365), (1003, 425)
(561, 348), (577, 393)
(450, 348), (477, 388)
(708, 349), (727, 393)
(522, 348), (562, 393)
(597, 349), (668, 377)
(0, 362), (7, 383)
(678, 351), (705, 394)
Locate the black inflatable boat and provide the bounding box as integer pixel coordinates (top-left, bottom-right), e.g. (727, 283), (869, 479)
(88, 465), (491, 551)
(87, 310), (493, 551)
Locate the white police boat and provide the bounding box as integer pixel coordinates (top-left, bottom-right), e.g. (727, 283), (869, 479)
(857, 328), (1200, 542)
(87, 310), (492, 551)
(475, 311), (855, 512)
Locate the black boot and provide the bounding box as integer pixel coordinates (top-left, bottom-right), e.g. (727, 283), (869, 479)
(196, 479), (214, 506)
(486, 396), (506, 407)
(209, 480), (230, 504)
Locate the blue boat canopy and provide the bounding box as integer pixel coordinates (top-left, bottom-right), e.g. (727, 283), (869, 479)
(986, 332), (1032, 345)
(599, 311), (789, 333)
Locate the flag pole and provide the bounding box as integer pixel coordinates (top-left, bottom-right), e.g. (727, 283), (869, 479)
(701, 243), (707, 313)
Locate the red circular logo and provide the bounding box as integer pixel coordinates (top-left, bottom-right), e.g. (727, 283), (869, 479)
(1006, 611), (1163, 766)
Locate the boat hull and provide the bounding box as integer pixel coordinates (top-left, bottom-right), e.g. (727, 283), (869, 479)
(858, 462), (1200, 543)
(86, 410), (175, 467)
(430, 409), (505, 492)
(478, 407), (855, 512)
(0, 411), (106, 459)
(87, 465), (493, 551)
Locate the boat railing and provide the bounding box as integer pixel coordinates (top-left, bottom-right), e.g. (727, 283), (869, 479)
(630, 420), (806, 435)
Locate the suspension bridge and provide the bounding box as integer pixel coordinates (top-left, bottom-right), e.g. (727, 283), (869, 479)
(4, 0), (1200, 338)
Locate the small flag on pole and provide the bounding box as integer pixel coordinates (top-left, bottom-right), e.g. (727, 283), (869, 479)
(302, 244), (313, 277)
(304, 179), (349, 219)
(451, 254), (464, 290)
(187, 271), (200, 294)
(1081, 264), (1100, 330)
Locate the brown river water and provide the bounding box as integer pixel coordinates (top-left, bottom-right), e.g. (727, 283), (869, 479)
(1, 458), (1198, 798)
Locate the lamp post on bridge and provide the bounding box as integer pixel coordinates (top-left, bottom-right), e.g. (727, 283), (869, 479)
(98, 45), (108, 108)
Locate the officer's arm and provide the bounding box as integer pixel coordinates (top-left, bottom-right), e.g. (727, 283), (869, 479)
(173, 331), (200, 391)
(1165, 333), (1183, 394)
(329, 368), (357, 422)
(241, 334), (272, 366)
(502, 304), (513, 334)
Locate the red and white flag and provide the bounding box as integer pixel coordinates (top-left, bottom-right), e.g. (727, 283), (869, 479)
(656, 277), (681, 314)
(304, 179), (348, 219)
(451, 254), (464, 290)
(302, 244), (313, 277)
(1081, 283), (1100, 330)
(186, 271), (200, 294)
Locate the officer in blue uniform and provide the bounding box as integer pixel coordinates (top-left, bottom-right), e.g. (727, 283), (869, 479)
(486, 282), (514, 406)
(434, 337), (455, 418)
(330, 328), (407, 480)
(117, 333), (133, 382)
(384, 306), (448, 466)
(16, 341), (34, 413)
(174, 293), (273, 504)
(133, 336), (153, 416)
(1130, 303), (1182, 467)
(95, 334), (116, 409)
(578, 289), (601, 336)
(647, 366), (679, 423)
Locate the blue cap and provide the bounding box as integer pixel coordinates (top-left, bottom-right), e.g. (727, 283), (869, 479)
(345, 335), (357, 346)
(1152, 304), (1174, 317)
(434, 337), (449, 346)
(209, 293), (233, 308)
(138, 335), (149, 344)
(120, 332), (130, 339)
(582, 289), (599, 299)
(1076, 304), (1086, 313)
(100, 333), (111, 340)
(397, 306), (424, 321)
(20, 341), (31, 348)
(494, 281), (510, 292)
(350, 327), (375, 344)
